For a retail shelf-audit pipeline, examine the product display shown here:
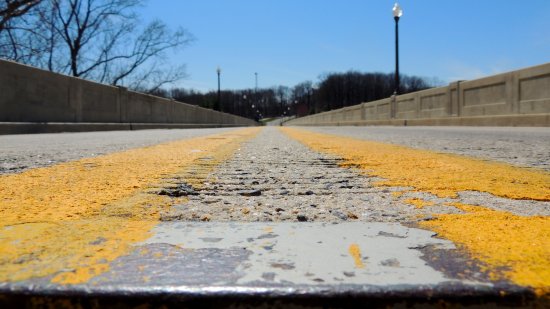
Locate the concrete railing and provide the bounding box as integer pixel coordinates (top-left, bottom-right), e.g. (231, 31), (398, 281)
(0, 59), (257, 134)
(285, 62), (550, 127)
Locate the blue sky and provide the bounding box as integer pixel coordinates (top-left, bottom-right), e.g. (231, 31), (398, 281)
(139, 0), (550, 92)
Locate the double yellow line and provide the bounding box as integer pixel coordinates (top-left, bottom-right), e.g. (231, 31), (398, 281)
(2, 125), (549, 296)
(0, 128), (260, 284)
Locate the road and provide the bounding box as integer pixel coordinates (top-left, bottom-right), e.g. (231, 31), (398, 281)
(306, 126), (550, 171)
(0, 128), (240, 174)
(0, 126), (549, 307)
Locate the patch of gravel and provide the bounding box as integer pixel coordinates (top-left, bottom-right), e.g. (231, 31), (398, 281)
(158, 127), (549, 222)
(305, 126), (550, 171)
(0, 128), (239, 174)
(457, 191), (550, 216)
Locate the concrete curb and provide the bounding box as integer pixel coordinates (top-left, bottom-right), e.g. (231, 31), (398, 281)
(0, 122), (257, 135)
(0, 221), (544, 308)
(0, 283), (541, 308)
(285, 114), (550, 127)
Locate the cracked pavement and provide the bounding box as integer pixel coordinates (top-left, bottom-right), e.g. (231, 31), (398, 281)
(159, 127), (549, 222)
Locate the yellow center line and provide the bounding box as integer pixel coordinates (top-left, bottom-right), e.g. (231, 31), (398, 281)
(421, 203), (550, 293)
(280, 128), (549, 201)
(280, 127), (550, 295)
(0, 127), (261, 284)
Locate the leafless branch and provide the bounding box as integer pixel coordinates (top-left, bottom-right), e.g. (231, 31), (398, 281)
(0, 0), (41, 32)
(1, 0), (193, 91)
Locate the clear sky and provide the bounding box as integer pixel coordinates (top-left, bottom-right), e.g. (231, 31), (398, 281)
(139, 0), (550, 92)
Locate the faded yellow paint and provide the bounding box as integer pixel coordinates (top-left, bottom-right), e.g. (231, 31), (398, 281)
(281, 127), (549, 294)
(348, 244), (365, 269)
(0, 128), (260, 284)
(421, 203), (550, 295)
(280, 127), (549, 201)
(404, 198), (435, 209)
(392, 191), (405, 198)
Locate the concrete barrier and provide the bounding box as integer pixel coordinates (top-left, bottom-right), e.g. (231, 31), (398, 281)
(0, 60), (256, 134)
(285, 62), (550, 127)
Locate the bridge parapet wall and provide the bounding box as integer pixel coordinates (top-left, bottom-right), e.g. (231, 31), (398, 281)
(285, 62), (550, 127)
(0, 59), (256, 134)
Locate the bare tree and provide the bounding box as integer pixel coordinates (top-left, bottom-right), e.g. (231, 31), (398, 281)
(1, 0), (193, 91)
(41, 0), (193, 90)
(275, 85), (290, 115)
(0, 0), (41, 32)
(0, 0), (43, 62)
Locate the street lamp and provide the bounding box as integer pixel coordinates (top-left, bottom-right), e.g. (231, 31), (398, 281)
(242, 94), (248, 118)
(254, 72), (259, 114)
(216, 66), (222, 111)
(392, 3), (403, 95)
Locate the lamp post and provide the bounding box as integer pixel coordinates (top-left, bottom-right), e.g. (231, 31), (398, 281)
(216, 66), (222, 111)
(254, 72), (259, 114)
(392, 3), (403, 95)
(242, 94), (248, 118)
(307, 88), (311, 115)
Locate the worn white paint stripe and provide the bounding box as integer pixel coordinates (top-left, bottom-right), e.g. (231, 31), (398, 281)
(142, 222), (487, 286)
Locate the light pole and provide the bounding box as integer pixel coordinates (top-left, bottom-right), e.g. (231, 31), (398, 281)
(216, 66), (222, 111)
(307, 88), (311, 115)
(392, 3), (403, 95)
(254, 72), (258, 114)
(242, 94), (248, 118)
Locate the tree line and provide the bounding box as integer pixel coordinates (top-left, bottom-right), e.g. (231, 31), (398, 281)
(151, 71), (437, 120)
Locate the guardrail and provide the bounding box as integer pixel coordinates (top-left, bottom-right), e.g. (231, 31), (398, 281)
(285, 62), (550, 127)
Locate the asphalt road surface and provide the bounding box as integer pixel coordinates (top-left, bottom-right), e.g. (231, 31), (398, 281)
(306, 126), (550, 171)
(0, 128), (239, 174)
(1, 126), (548, 307)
